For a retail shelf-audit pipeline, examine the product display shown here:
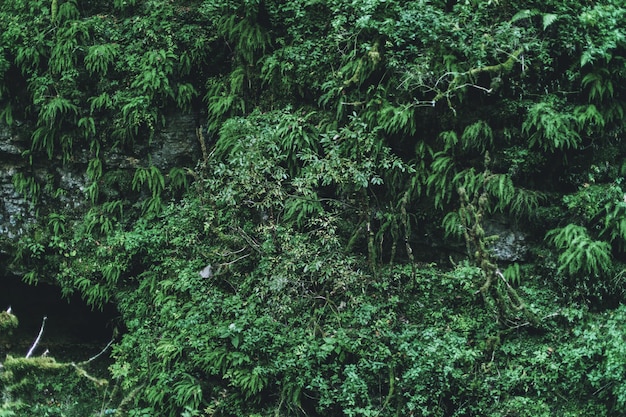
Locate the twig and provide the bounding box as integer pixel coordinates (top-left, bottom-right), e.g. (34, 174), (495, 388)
(26, 316), (47, 358)
(218, 252), (251, 267)
(79, 338), (115, 366)
(70, 362), (108, 386)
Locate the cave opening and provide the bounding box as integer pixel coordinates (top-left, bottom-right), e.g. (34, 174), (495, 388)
(0, 272), (118, 362)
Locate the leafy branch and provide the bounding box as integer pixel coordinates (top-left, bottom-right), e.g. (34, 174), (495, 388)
(457, 154), (539, 327)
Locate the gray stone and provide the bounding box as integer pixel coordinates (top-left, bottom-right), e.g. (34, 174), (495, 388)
(484, 218), (529, 262)
(0, 112), (201, 249)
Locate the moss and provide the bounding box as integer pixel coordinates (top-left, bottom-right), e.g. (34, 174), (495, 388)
(2, 355), (66, 374)
(1, 355), (109, 416)
(0, 311), (18, 332)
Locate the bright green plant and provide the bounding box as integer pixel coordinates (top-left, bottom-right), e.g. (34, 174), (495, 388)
(3, 0), (626, 416)
(547, 224), (613, 277)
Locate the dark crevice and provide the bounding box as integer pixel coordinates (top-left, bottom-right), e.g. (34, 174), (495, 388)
(0, 272), (118, 361)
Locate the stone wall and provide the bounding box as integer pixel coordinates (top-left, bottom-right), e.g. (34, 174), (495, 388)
(0, 113), (202, 263)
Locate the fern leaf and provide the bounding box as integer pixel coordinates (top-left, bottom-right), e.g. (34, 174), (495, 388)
(547, 224), (613, 276)
(542, 13), (558, 30)
(485, 173), (514, 211)
(510, 9), (539, 24)
(461, 120), (493, 152)
(84, 44), (119, 76)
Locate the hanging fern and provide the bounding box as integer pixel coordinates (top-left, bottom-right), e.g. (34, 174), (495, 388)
(175, 83), (198, 113)
(38, 96), (79, 129)
(205, 71), (247, 133)
(483, 173), (515, 212)
(453, 168), (483, 200)
(78, 116), (96, 139)
(55, 0), (79, 23)
(508, 187), (545, 219)
(377, 103), (417, 135)
(522, 100), (582, 151)
(427, 152), (456, 210)
(88, 92), (113, 114)
(574, 104), (605, 134)
(581, 68), (614, 102)
(84, 44), (119, 76)
(217, 14), (270, 64)
(439, 130), (458, 151)
(274, 110), (319, 176)
(602, 200), (626, 251)
(31, 126), (56, 159)
(442, 211), (464, 239)
(132, 165), (165, 198)
(461, 120), (493, 152)
(546, 224), (613, 277)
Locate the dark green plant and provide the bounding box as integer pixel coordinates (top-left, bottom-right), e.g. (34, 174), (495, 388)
(3, 0), (626, 416)
(546, 224), (613, 277)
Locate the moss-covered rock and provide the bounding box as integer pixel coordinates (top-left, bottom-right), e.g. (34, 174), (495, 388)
(0, 310), (18, 333)
(1, 355), (109, 417)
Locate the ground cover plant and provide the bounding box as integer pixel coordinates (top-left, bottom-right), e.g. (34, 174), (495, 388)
(1, 0), (626, 415)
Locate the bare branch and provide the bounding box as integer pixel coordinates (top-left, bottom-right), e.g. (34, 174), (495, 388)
(26, 316), (47, 358)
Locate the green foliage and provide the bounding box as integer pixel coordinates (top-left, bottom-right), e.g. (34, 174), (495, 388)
(461, 120), (493, 152)
(547, 224), (613, 277)
(523, 99), (582, 152)
(84, 43), (119, 76)
(3, 0), (626, 415)
(0, 311), (18, 332)
(0, 356), (108, 417)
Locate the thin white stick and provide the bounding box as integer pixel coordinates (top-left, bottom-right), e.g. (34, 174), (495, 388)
(79, 338), (115, 365)
(26, 316), (47, 358)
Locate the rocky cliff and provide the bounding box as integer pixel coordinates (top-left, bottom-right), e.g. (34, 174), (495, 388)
(0, 113), (201, 269)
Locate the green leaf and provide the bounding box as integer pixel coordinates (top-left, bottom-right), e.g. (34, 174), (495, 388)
(542, 13), (558, 30)
(510, 9), (538, 24)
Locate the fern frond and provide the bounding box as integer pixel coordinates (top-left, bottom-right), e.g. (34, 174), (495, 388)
(453, 168), (483, 200)
(522, 100), (581, 151)
(508, 187), (545, 218)
(484, 173), (514, 211)
(602, 202), (626, 249)
(31, 126), (56, 159)
(427, 152), (456, 209)
(78, 116), (96, 139)
(503, 263), (522, 285)
(378, 103), (417, 135)
(38, 96), (79, 128)
(510, 9), (540, 24)
(439, 130), (458, 151)
(56, 0), (79, 23)
(89, 92), (113, 114)
(546, 224), (588, 250)
(284, 196), (324, 228)
(442, 211), (464, 239)
(461, 120), (493, 152)
(574, 104), (605, 131)
(84, 44), (119, 76)
(542, 13), (558, 30)
(218, 15), (270, 64)
(547, 224), (613, 276)
(175, 83), (198, 112)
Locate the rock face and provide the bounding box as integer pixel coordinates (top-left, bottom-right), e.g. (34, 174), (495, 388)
(0, 123), (33, 248)
(484, 218), (529, 262)
(0, 113), (201, 258)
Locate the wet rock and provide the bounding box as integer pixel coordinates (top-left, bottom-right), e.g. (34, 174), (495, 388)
(485, 218), (529, 262)
(0, 112), (201, 250)
(149, 113), (200, 171)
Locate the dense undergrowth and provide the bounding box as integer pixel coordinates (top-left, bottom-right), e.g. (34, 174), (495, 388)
(1, 0), (626, 415)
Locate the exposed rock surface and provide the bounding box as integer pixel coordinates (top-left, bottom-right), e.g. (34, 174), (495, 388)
(484, 218), (529, 262)
(0, 113), (201, 257)
(0, 123), (32, 248)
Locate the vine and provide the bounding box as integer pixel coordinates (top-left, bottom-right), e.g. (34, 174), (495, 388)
(457, 154), (539, 327)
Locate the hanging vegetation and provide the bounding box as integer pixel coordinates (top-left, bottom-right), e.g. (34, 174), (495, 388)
(1, 0), (626, 415)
